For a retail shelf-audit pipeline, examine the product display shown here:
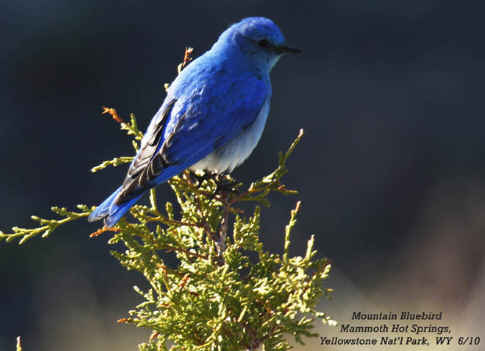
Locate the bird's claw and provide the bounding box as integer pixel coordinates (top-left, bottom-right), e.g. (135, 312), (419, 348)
(214, 173), (240, 198)
(185, 170), (216, 187)
(184, 170), (240, 200)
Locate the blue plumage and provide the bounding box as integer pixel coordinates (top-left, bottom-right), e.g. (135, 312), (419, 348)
(88, 17), (300, 227)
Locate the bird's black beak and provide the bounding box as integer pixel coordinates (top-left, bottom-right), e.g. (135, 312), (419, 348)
(275, 45), (302, 54)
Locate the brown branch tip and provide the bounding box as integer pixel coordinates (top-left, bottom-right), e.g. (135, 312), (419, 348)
(102, 106), (124, 123)
(89, 226), (120, 238)
(183, 47), (194, 68)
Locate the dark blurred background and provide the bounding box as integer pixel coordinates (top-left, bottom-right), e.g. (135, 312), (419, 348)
(2, 1), (485, 350)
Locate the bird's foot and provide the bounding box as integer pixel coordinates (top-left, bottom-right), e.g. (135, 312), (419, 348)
(214, 173), (240, 198)
(185, 170), (240, 200)
(185, 170), (217, 187)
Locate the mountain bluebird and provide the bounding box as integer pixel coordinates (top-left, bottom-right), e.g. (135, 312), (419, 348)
(88, 17), (300, 227)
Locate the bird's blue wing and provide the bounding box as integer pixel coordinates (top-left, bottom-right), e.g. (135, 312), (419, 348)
(163, 75), (269, 166)
(114, 71), (269, 206)
(87, 98), (177, 224)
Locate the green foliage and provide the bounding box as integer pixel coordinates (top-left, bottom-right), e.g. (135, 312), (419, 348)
(113, 129), (334, 351)
(2, 51), (334, 351)
(0, 205), (90, 245)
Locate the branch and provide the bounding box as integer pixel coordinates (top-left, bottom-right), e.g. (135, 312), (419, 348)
(0, 205), (91, 245)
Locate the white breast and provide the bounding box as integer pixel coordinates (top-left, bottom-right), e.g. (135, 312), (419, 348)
(190, 98), (271, 173)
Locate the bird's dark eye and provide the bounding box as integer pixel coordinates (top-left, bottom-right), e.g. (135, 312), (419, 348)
(258, 39), (271, 48)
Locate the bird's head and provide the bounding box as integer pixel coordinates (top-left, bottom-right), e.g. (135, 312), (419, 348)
(213, 17), (301, 73)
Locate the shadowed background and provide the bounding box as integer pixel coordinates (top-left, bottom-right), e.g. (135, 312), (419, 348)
(2, 1), (485, 350)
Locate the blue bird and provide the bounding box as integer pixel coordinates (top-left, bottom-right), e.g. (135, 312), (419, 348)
(88, 17), (301, 227)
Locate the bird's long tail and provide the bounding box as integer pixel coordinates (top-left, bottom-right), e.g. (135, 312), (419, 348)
(88, 187), (144, 227)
